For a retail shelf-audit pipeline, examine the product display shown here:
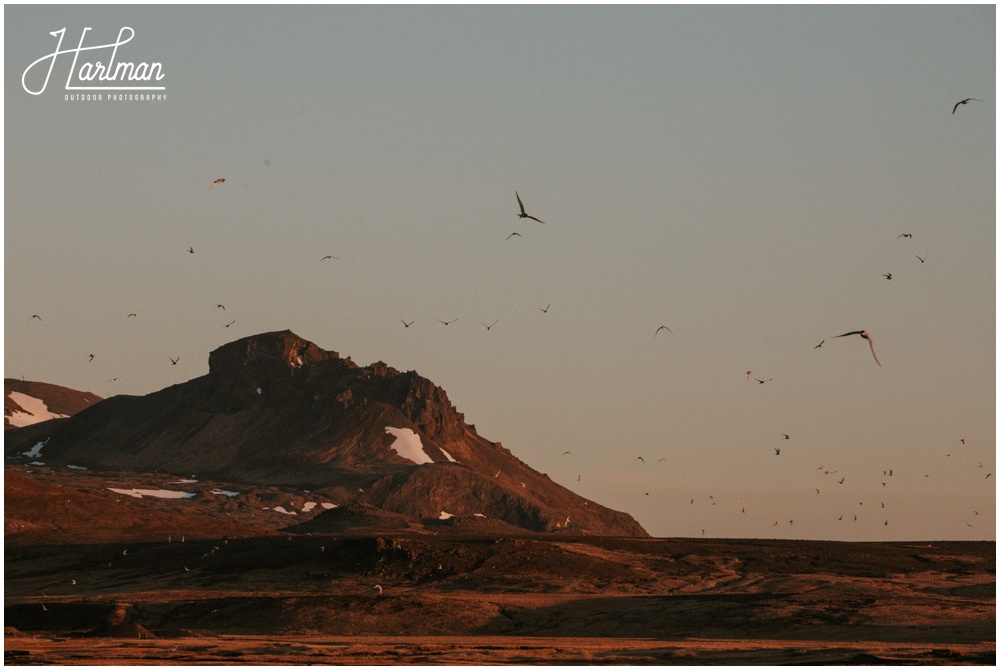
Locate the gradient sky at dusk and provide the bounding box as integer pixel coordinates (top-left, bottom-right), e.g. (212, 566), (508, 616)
(5, 5), (995, 540)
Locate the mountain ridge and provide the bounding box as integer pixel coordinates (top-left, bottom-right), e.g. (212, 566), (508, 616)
(4, 330), (648, 537)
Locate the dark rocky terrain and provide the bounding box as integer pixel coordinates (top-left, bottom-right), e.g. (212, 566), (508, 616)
(4, 334), (994, 664)
(4, 331), (646, 538)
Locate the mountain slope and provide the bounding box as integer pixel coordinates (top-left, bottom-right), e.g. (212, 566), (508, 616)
(4, 330), (647, 537)
(5, 379), (102, 430)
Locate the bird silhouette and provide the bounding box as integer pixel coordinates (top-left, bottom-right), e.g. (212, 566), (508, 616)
(952, 98), (981, 114)
(814, 340), (824, 349)
(782, 434), (790, 439)
(897, 233), (912, 239)
(187, 246), (194, 254)
(915, 254), (927, 263)
(29, 314), (41, 321)
(539, 303), (550, 313)
(838, 478), (845, 484)
(515, 192), (544, 223)
(88, 354), (95, 362)
(635, 456), (644, 462)
(774, 448), (781, 456)
(127, 310), (138, 319)
(401, 320), (414, 328)
(562, 451), (572, 455)
(223, 320), (235, 328)
(318, 255), (339, 261)
(436, 318), (457, 326)
(479, 320), (498, 331)
(882, 273), (892, 280)
(754, 378), (773, 384)
(832, 330), (881, 366)
(654, 325), (672, 337)
(169, 356), (179, 365)
(505, 232), (522, 241)
(209, 178), (225, 189)
(746, 370), (752, 382)
(216, 304), (225, 310)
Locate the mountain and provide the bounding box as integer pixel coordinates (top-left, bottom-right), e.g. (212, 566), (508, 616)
(4, 379), (103, 430)
(4, 330), (648, 537)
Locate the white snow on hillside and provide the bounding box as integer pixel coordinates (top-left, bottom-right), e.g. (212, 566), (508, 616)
(439, 511), (454, 520)
(321, 502), (337, 509)
(66, 465), (88, 470)
(302, 502), (317, 512)
(440, 447), (458, 463)
(270, 506), (297, 515)
(6, 392), (69, 428)
(22, 438), (49, 458)
(209, 488), (239, 497)
(384, 427), (434, 465)
(108, 488), (196, 499)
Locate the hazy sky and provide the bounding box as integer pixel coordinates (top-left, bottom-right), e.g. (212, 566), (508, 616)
(5, 5), (995, 541)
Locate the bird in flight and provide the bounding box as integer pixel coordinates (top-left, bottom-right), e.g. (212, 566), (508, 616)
(223, 320), (235, 328)
(838, 477), (845, 484)
(373, 584), (383, 596)
(814, 339), (824, 349)
(187, 246), (194, 254)
(29, 314), (41, 321)
(127, 310), (138, 319)
(209, 178), (225, 189)
(437, 318), (457, 326)
(539, 303), (550, 314)
(401, 320), (414, 328)
(505, 232), (522, 241)
(479, 320), (498, 331)
(952, 98), (981, 114)
(635, 456), (644, 462)
(882, 273), (892, 280)
(88, 354), (95, 362)
(897, 233), (912, 239)
(562, 451), (572, 456)
(746, 370), (752, 382)
(216, 304), (225, 310)
(774, 448), (781, 456)
(318, 255), (339, 262)
(754, 378), (773, 384)
(782, 434), (790, 440)
(515, 192), (544, 223)
(654, 325), (672, 337)
(169, 356), (179, 365)
(832, 330), (881, 366)
(915, 254), (927, 263)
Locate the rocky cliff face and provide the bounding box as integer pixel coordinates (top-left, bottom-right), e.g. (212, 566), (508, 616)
(4, 331), (648, 537)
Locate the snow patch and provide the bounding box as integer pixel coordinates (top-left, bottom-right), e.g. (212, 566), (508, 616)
(174, 479), (199, 483)
(6, 392), (69, 428)
(474, 513), (486, 518)
(210, 488), (239, 497)
(270, 506), (297, 515)
(29, 461), (45, 466)
(302, 502), (317, 512)
(23, 439), (49, 458)
(66, 465), (87, 470)
(385, 427), (434, 465)
(321, 502), (337, 509)
(108, 488), (196, 499)
(439, 511), (454, 520)
(440, 447), (458, 463)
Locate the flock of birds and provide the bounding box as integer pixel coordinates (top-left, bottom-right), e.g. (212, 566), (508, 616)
(20, 97), (990, 540)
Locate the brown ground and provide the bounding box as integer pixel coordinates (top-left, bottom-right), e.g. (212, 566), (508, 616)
(5, 465), (995, 665)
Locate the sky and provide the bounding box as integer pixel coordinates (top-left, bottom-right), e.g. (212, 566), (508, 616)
(4, 5), (995, 541)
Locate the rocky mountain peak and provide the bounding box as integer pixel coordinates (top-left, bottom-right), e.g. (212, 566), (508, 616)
(208, 330), (345, 378)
